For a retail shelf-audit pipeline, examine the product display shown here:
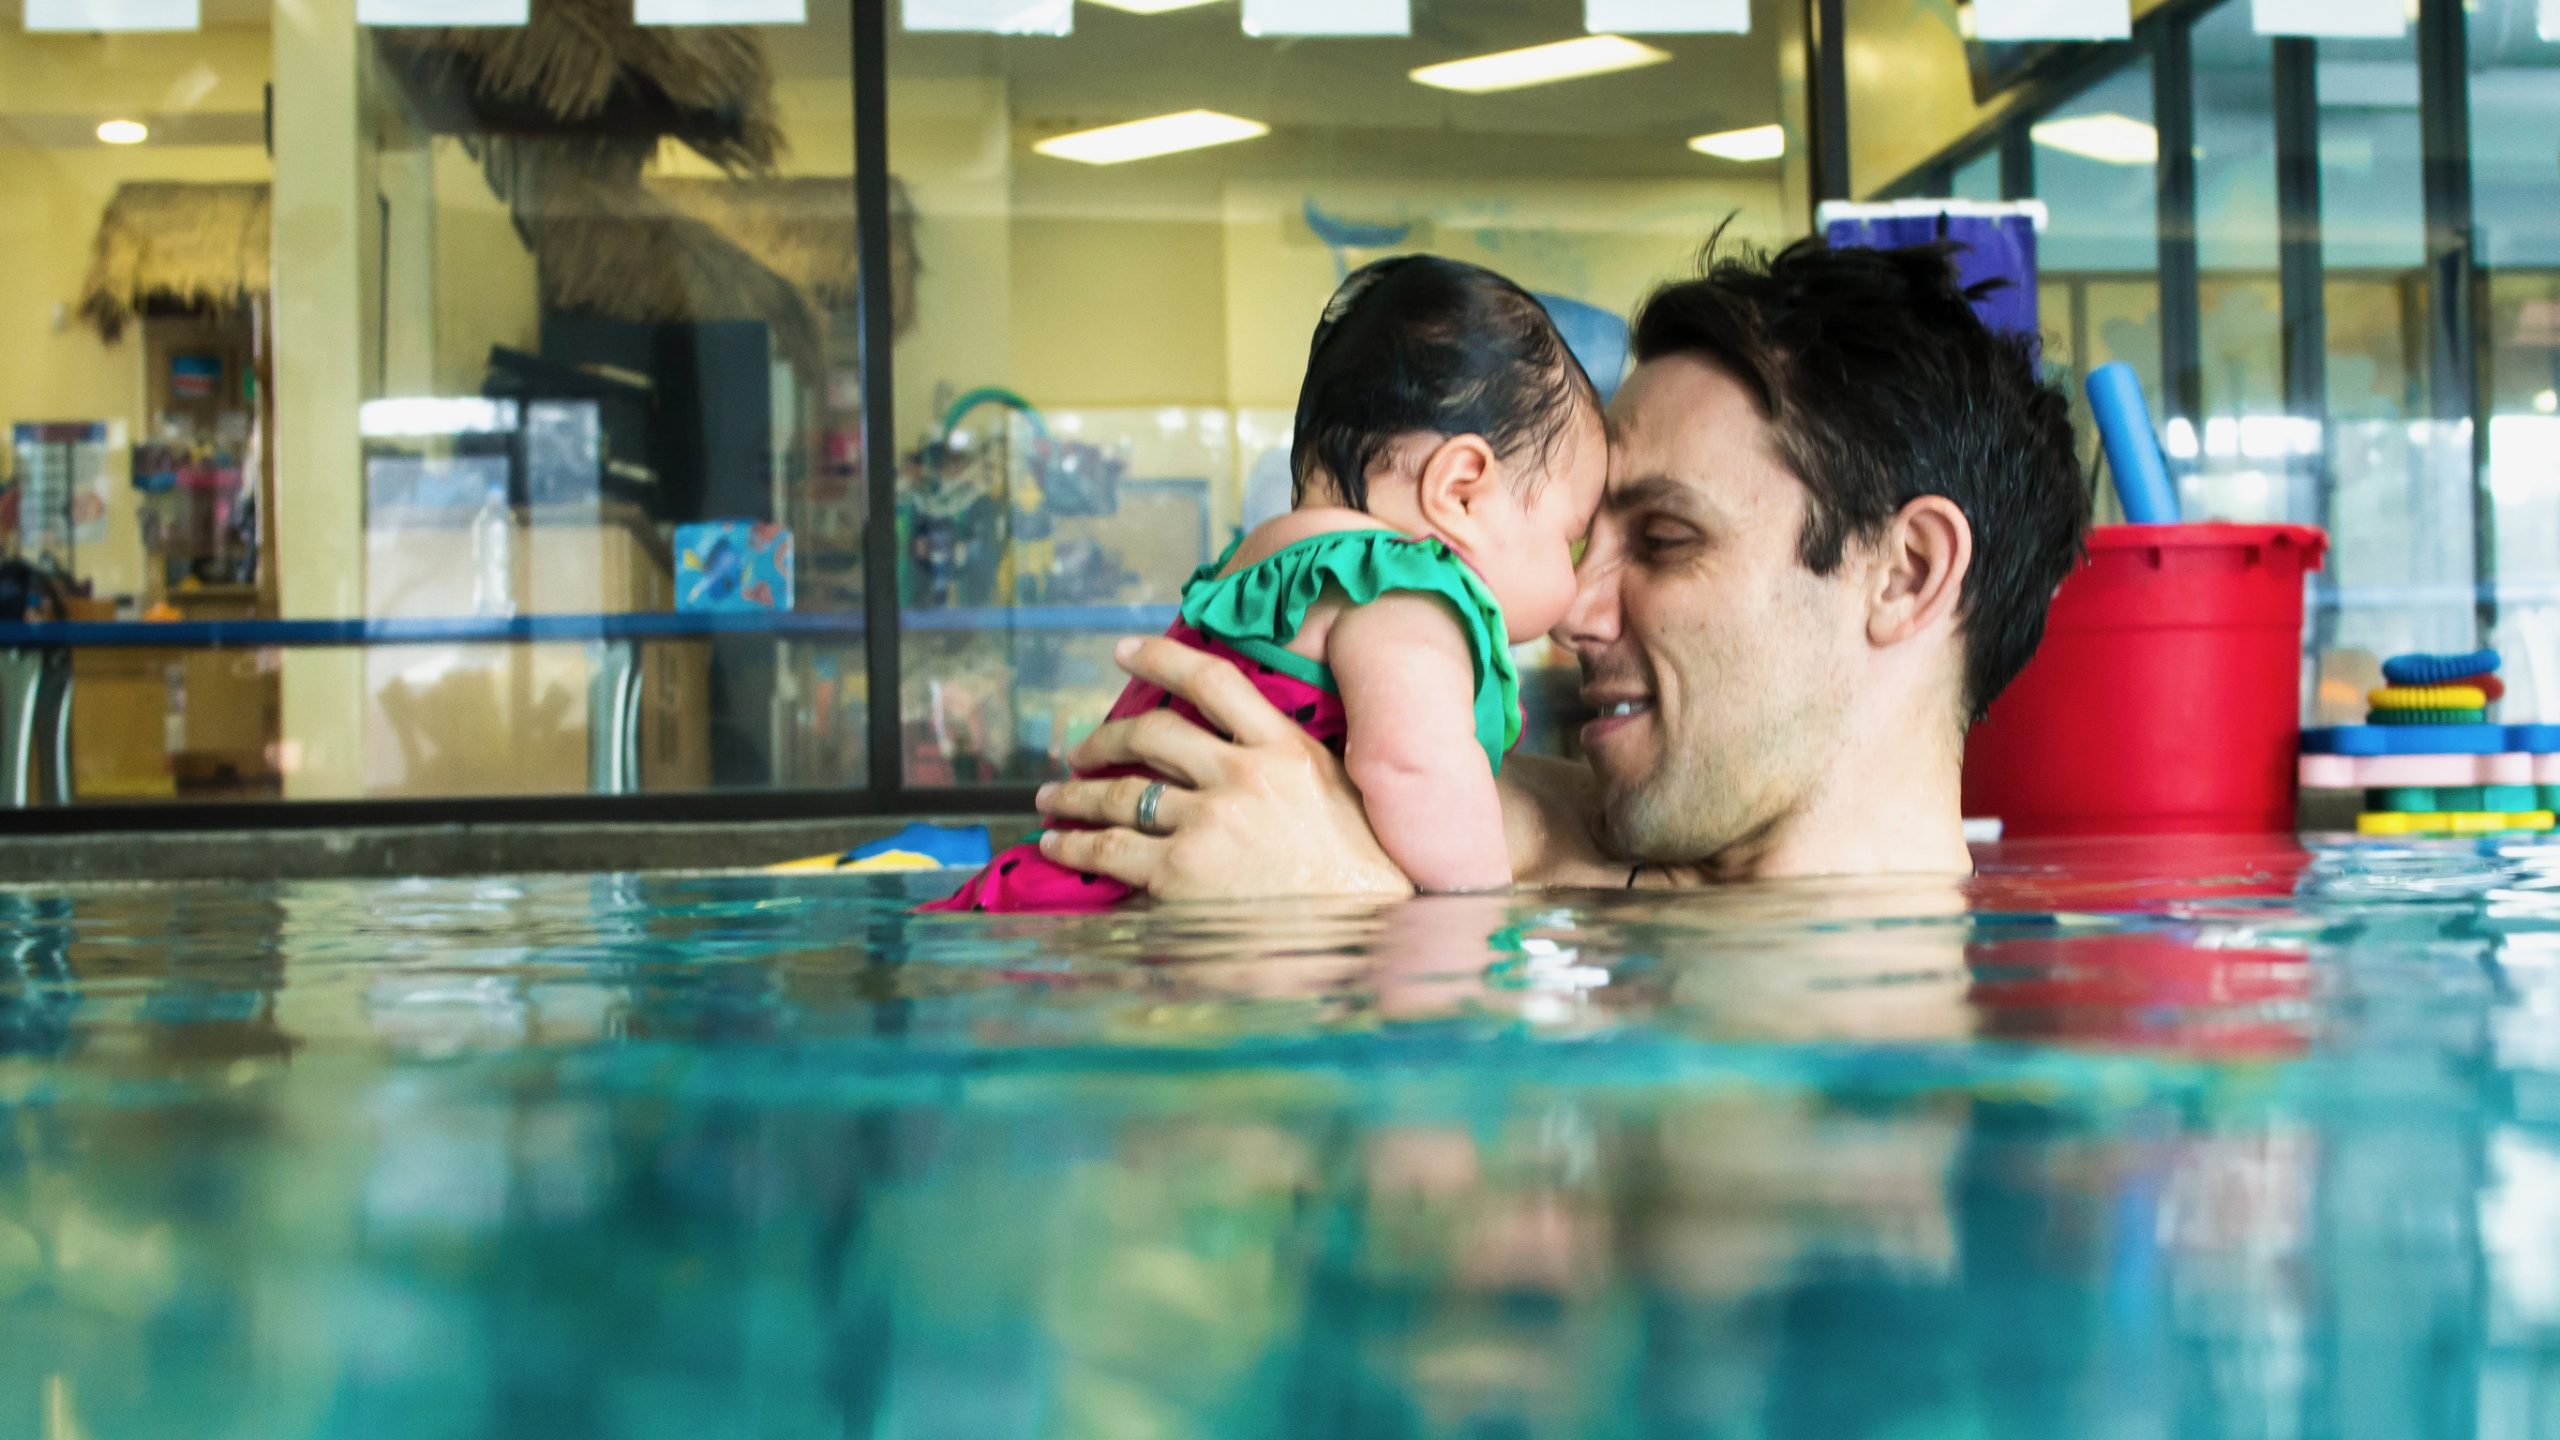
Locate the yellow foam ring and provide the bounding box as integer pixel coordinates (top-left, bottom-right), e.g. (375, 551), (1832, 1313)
(2357, 811), (2444, 835)
(2450, 812), (2510, 834)
(2369, 684), (2490, 711)
(2511, 811), (2558, 832)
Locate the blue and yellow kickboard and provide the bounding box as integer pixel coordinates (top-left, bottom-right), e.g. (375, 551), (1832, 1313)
(767, 822), (994, 874)
(2305, 724), (2560, 757)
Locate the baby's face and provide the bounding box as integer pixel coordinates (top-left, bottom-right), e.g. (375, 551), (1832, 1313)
(1471, 400), (1609, 643)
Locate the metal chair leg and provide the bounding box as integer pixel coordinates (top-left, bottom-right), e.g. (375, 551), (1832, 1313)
(0, 650), (42, 808)
(587, 639), (644, 795)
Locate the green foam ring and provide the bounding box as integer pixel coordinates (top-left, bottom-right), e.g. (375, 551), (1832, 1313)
(2481, 784), (2540, 813)
(2542, 785), (2560, 813)
(2437, 786), (2487, 812)
(2369, 708), (2489, 725)
(2371, 787), (2439, 813)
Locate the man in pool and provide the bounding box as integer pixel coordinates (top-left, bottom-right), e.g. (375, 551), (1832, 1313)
(1027, 236), (2089, 896)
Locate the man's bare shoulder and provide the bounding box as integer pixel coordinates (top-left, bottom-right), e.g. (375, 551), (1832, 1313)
(1497, 755), (1627, 888)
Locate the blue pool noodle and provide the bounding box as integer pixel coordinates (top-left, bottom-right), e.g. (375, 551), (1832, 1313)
(2085, 362), (2180, 524)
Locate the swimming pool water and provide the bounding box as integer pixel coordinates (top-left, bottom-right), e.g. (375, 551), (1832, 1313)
(3, 836), (2557, 1437)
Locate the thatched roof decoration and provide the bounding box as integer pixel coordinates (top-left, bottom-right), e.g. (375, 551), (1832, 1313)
(78, 182), (272, 343)
(652, 175), (918, 335)
(374, 0), (784, 174)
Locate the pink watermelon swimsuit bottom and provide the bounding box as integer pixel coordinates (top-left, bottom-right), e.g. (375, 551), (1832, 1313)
(921, 529), (1520, 914)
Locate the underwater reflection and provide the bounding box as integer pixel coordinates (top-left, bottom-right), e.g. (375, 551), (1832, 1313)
(1, 841), (2557, 1437)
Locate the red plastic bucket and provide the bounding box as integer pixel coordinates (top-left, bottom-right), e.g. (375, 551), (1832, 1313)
(1963, 523), (2328, 837)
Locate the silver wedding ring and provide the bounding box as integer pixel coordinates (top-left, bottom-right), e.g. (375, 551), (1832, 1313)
(1134, 780), (1170, 836)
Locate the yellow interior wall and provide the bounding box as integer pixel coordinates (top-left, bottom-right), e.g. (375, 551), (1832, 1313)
(425, 140), (542, 396)
(1008, 217), (1230, 408)
(0, 143), (269, 602)
(0, 24), (271, 603)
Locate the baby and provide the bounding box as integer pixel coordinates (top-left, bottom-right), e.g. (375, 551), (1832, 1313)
(925, 254), (1606, 912)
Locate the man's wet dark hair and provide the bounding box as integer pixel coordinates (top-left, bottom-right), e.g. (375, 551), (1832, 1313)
(1629, 234), (2087, 722)
(1292, 254), (1597, 510)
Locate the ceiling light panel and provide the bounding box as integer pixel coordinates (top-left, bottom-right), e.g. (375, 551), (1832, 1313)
(1687, 123), (1786, 160)
(24, 0), (197, 31)
(1033, 109), (1270, 164)
(900, 0), (1071, 32)
(1243, 0), (1409, 34)
(1968, 0), (2128, 41)
(358, 0), (528, 23)
(1084, 0), (1222, 11)
(2029, 112), (2159, 165)
(1409, 35), (1672, 94)
(1587, 0), (1748, 33)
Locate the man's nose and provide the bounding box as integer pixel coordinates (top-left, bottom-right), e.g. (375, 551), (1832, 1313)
(1552, 550), (1623, 655)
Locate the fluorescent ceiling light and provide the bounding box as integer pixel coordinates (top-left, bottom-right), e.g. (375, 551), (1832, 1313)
(2029, 112), (2158, 165)
(24, 0), (198, 31)
(1409, 35), (1671, 94)
(2541, 0), (2558, 41)
(2250, 0), (2401, 36)
(360, 398), (521, 438)
(95, 119), (149, 145)
(640, 0), (804, 20)
(1587, 0), (1748, 33)
(1085, 0), (1220, 10)
(359, 0), (529, 23)
(1243, 0), (1409, 35)
(1968, 0), (2128, 41)
(1688, 123), (1785, 161)
(1033, 109), (1269, 164)
(902, 0), (1072, 31)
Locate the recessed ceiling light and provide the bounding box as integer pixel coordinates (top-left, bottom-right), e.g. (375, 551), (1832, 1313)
(1084, 0), (1220, 11)
(2029, 112), (2158, 166)
(1409, 35), (1671, 94)
(1033, 109), (1270, 165)
(1688, 123), (1785, 161)
(96, 119), (150, 146)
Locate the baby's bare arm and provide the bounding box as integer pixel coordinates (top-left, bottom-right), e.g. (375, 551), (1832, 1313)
(1327, 594), (1512, 893)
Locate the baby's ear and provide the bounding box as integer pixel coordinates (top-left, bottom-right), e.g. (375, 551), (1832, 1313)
(1414, 434), (1500, 533)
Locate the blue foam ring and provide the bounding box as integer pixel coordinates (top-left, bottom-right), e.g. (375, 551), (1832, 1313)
(2302, 724), (2512, 756)
(2381, 649), (2502, 686)
(2085, 363), (2180, 524)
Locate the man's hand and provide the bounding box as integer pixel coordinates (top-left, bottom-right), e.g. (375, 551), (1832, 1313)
(1034, 637), (1414, 901)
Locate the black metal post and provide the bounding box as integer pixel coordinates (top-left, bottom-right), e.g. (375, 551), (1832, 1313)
(853, 0), (905, 799)
(2152, 19), (2203, 479)
(2417, 0), (2489, 634)
(2273, 36), (2336, 648)
(1999, 123), (2035, 202)
(1806, 0), (1852, 203)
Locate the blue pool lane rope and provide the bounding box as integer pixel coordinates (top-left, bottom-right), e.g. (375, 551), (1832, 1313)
(2085, 362), (2180, 524)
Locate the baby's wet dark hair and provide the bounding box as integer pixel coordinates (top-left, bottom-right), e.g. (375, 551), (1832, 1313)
(1291, 255), (1598, 510)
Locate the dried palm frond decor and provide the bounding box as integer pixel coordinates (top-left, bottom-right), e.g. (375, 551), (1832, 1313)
(372, 0), (784, 179)
(653, 175), (920, 338)
(78, 182), (273, 344)
(373, 0), (914, 371)
(518, 163), (825, 366)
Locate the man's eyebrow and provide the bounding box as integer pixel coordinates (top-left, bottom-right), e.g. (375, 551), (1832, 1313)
(1605, 475), (1699, 514)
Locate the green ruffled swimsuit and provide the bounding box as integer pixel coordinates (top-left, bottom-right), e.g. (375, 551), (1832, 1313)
(921, 528), (1520, 913)
(1177, 528), (1522, 767)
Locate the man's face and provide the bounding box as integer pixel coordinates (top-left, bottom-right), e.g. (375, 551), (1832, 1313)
(1557, 354), (1871, 863)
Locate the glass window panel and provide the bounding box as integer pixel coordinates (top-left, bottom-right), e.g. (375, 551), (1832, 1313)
(2189, 0), (2294, 524)
(2032, 59), (2163, 504)
(1951, 148), (2003, 202)
(0, 2), (867, 807)
(2313, 25), (2472, 666)
(2471, 0), (2560, 706)
(888, 0), (1803, 786)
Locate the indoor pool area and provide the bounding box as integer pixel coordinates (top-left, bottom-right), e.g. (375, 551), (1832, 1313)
(5, 836), (2557, 1437)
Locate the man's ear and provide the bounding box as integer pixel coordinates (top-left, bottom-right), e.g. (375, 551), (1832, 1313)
(1867, 495), (1972, 648)
(1413, 435), (1500, 550)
